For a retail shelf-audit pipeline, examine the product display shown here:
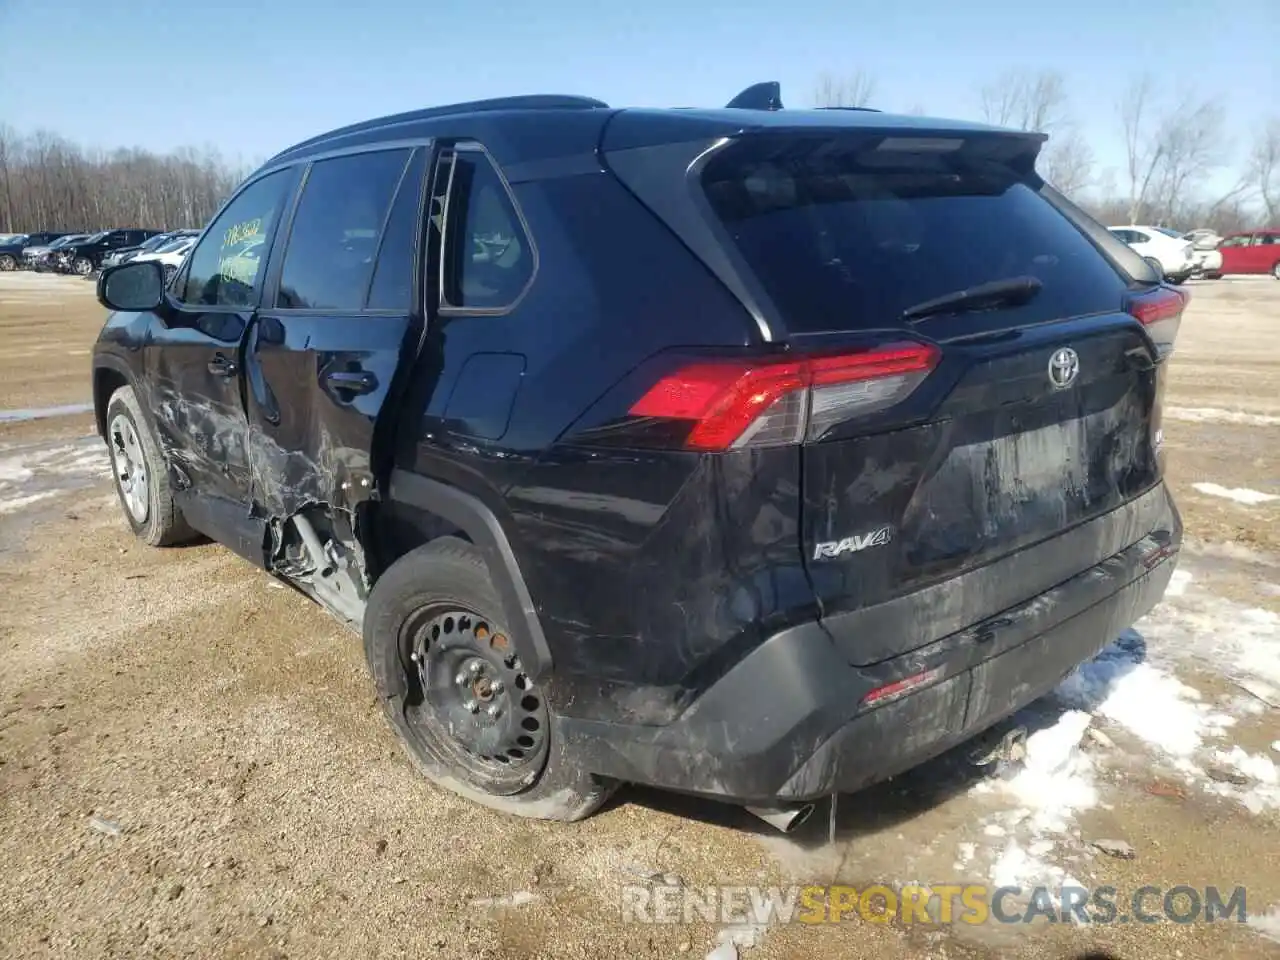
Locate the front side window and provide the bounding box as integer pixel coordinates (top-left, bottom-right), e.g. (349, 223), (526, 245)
(277, 149), (411, 310)
(181, 170), (292, 307)
(438, 147), (534, 311)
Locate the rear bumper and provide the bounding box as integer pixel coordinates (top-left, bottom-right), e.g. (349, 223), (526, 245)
(562, 483), (1180, 804)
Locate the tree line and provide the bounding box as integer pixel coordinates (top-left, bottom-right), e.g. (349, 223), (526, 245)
(3, 73), (1277, 237)
(0, 126), (251, 234)
(815, 69), (1278, 234)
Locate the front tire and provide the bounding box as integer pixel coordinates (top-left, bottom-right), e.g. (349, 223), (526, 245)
(105, 385), (196, 547)
(363, 537), (616, 821)
(72, 256), (94, 276)
(0, 254), (15, 272)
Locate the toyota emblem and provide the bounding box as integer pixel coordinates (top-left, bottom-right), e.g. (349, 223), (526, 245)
(1048, 347), (1079, 389)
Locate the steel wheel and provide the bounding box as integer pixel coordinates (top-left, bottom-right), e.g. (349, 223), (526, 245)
(109, 413), (149, 523)
(404, 604), (550, 794)
(0, 254), (15, 272)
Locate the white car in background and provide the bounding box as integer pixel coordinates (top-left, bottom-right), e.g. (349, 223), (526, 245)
(1174, 228), (1224, 278)
(1107, 225), (1195, 283)
(131, 235), (197, 285)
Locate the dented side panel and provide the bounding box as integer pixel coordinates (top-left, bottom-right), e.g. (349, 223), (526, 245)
(243, 312), (419, 520)
(144, 311), (254, 506)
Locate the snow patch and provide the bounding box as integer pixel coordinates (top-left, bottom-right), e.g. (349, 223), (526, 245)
(1248, 905), (1280, 945)
(970, 712), (1097, 888)
(0, 461), (34, 483)
(1134, 588), (1280, 692)
(0, 402), (94, 423)
(990, 840), (1083, 899)
(1165, 406), (1280, 427)
(1165, 568), (1192, 597)
(1205, 747), (1280, 813)
(1192, 482), (1278, 506)
(1000, 711), (1098, 832)
(1056, 636), (1230, 758)
(1211, 746), (1278, 785)
(0, 490), (59, 514)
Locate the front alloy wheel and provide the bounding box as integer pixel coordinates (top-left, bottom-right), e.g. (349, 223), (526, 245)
(109, 413), (149, 524)
(73, 257), (94, 276)
(0, 254), (15, 272)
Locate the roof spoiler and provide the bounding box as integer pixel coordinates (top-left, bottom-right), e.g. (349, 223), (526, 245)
(726, 81), (784, 111)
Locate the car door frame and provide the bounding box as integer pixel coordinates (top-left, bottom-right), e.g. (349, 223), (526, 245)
(239, 139), (432, 525)
(151, 164), (305, 562)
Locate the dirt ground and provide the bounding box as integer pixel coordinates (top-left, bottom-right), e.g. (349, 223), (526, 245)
(0, 271), (1278, 960)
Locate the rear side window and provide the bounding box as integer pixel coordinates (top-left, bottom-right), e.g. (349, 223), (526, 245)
(182, 169), (292, 307)
(437, 147), (534, 311)
(366, 149), (427, 310)
(702, 138), (1130, 333)
(277, 149), (411, 310)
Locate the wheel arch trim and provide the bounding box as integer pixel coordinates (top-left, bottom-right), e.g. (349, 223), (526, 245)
(92, 356), (135, 438)
(386, 469), (553, 680)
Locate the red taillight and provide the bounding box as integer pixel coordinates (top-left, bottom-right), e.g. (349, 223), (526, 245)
(628, 342), (939, 451)
(1126, 286), (1185, 359)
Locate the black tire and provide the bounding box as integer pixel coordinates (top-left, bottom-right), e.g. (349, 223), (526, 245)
(104, 385), (197, 547)
(0, 254), (15, 272)
(72, 256), (94, 277)
(363, 537), (616, 821)
(1204, 272), (1222, 280)
(1272, 261), (1280, 280)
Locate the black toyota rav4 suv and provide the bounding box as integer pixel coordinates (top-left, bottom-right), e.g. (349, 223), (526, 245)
(91, 84), (1183, 829)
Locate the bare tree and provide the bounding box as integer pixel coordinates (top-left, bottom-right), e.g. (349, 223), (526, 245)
(1247, 118), (1280, 223)
(977, 69), (1092, 195)
(1119, 75), (1163, 223)
(1148, 97), (1227, 223)
(1040, 129), (1095, 196)
(813, 70), (877, 109)
(979, 69), (1068, 132)
(1118, 76), (1226, 224)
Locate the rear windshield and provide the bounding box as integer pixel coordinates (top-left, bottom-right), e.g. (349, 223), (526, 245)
(701, 138), (1130, 333)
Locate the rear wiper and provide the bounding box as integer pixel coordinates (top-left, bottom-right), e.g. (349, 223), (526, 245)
(901, 276), (1043, 323)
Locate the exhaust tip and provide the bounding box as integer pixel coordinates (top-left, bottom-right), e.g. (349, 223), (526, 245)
(745, 803), (816, 834)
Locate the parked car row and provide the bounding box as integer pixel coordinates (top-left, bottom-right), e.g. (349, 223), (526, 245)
(1107, 225), (1280, 281)
(0, 227), (199, 277)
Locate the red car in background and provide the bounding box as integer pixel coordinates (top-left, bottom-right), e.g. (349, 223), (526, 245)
(1215, 229), (1280, 278)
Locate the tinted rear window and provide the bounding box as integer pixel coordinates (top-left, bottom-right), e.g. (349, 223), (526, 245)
(702, 139), (1129, 333)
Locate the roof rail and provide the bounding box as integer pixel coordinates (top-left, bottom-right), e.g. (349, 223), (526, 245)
(816, 105), (883, 113)
(725, 81), (784, 112)
(268, 94), (609, 164)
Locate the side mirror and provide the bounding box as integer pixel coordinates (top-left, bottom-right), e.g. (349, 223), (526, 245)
(98, 260), (166, 312)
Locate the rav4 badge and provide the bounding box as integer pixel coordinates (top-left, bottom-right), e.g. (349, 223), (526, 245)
(813, 526), (894, 560)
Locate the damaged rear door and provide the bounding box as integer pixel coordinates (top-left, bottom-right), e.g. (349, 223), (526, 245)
(148, 167), (298, 559)
(244, 145), (428, 618)
(696, 131), (1174, 666)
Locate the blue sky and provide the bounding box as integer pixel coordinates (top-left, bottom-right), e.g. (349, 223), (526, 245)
(1, 0), (1275, 194)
